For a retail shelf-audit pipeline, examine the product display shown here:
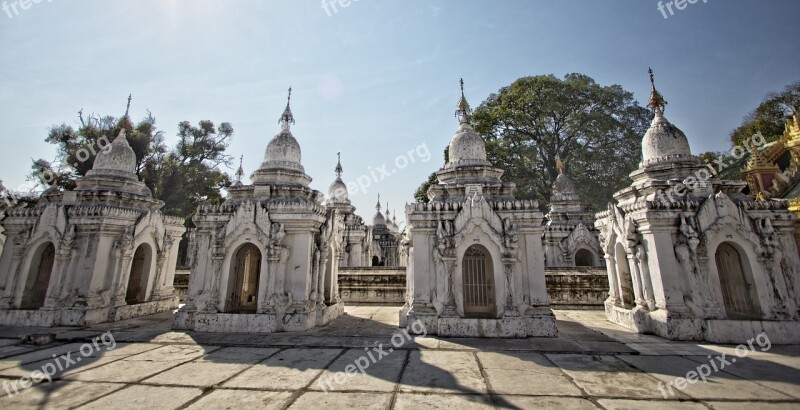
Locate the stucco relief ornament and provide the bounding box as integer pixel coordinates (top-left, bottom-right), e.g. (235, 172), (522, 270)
(116, 225), (135, 257)
(434, 218), (457, 314)
(675, 217), (705, 313)
(310, 245), (322, 302)
(58, 225), (76, 258)
(502, 218), (519, 256)
(269, 222), (286, 250)
(502, 262), (518, 315)
(624, 221), (639, 252)
(757, 217), (777, 256)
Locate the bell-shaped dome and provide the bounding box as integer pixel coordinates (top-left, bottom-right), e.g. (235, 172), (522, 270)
(87, 129), (137, 178)
(446, 123), (490, 168)
(641, 68), (692, 164)
(372, 195), (386, 225)
(641, 110), (692, 163)
(446, 79), (491, 169)
(328, 177), (348, 201)
(261, 129), (304, 171)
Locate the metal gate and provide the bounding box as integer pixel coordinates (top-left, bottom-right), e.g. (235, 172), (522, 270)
(715, 243), (759, 319)
(462, 245), (495, 317)
(21, 243), (55, 310)
(230, 243), (261, 313)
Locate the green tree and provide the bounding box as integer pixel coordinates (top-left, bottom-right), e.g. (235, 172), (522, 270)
(418, 74), (650, 211)
(730, 81), (800, 147)
(414, 147), (448, 203)
(30, 111), (233, 221)
(31, 111), (164, 191)
(147, 120), (234, 218)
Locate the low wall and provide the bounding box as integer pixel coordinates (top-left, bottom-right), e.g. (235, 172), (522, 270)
(337, 267), (609, 308)
(339, 267), (406, 304)
(545, 267), (609, 309)
(174, 270), (191, 302)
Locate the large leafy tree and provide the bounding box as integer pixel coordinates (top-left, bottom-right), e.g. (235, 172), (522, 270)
(30, 112), (233, 220)
(147, 120), (234, 218)
(31, 111), (164, 191)
(417, 74), (651, 211)
(730, 81), (800, 147)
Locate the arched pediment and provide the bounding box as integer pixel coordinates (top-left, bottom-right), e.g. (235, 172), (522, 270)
(561, 223), (601, 254)
(33, 204), (67, 240)
(452, 196), (505, 249)
(134, 211), (166, 252)
(453, 196), (503, 236)
(223, 202), (272, 250)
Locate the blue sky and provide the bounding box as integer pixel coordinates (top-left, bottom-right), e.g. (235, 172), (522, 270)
(1, 0), (798, 222)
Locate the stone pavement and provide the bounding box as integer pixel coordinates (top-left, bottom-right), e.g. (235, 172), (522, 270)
(0, 305), (798, 409)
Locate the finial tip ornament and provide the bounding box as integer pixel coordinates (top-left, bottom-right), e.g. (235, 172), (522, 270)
(125, 94), (132, 118)
(647, 68), (667, 114)
(456, 78), (472, 124)
(335, 152), (343, 177)
(556, 155), (565, 174)
(280, 87), (296, 130)
(235, 154), (245, 183)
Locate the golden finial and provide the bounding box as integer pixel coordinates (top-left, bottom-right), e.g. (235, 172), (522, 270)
(455, 78), (472, 124)
(555, 155), (565, 174)
(755, 191), (767, 202)
(647, 68), (667, 114)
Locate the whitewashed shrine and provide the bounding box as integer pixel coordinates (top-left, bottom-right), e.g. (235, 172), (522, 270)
(400, 80), (557, 338)
(596, 71), (800, 343)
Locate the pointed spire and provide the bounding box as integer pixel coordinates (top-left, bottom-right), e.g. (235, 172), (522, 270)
(376, 194), (381, 211)
(235, 154), (245, 184)
(455, 78), (472, 125)
(647, 68), (667, 115)
(118, 94), (134, 129)
(125, 94), (132, 118)
(556, 155), (565, 174)
(280, 87), (295, 131)
(335, 152), (343, 178)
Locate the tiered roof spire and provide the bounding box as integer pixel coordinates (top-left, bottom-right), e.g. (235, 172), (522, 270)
(235, 155), (245, 184)
(124, 94), (132, 118)
(335, 152), (343, 178)
(455, 78), (472, 125)
(647, 68), (668, 115)
(280, 87), (296, 131)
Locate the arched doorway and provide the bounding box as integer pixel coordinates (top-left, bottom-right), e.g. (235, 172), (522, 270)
(21, 243), (56, 310)
(615, 243), (635, 307)
(126, 244), (153, 305)
(715, 242), (759, 319)
(575, 249), (595, 267)
(372, 256), (380, 267)
(228, 243), (261, 313)
(462, 245), (495, 318)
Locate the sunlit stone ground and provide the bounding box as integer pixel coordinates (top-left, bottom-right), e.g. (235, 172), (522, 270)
(0, 305), (798, 409)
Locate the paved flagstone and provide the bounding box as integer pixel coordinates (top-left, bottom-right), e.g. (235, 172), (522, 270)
(0, 306), (797, 409)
